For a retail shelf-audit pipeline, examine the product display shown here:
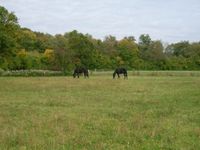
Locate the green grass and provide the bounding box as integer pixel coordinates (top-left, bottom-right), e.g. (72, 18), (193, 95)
(91, 70), (200, 77)
(0, 76), (200, 149)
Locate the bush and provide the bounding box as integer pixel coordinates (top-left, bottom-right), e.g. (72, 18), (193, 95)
(0, 68), (4, 75)
(1, 70), (64, 77)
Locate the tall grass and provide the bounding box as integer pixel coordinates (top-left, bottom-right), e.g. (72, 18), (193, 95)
(0, 76), (200, 149)
(91, 70), (200, 77)
(1, 69), (200, 77)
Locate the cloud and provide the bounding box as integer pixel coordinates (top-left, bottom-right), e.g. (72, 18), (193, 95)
(1, 0), (200, 42)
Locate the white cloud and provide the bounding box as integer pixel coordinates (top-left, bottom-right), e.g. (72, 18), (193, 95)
(1, 0), (200, 42)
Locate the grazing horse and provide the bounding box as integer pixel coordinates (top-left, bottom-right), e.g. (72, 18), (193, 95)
(73, 67), (89, 78)
(113, 68), (128, 79)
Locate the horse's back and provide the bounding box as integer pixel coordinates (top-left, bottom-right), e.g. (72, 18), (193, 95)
(74, 67), (87, 73)
(115, 67), (127, 74)
(73, 67), (89, 78)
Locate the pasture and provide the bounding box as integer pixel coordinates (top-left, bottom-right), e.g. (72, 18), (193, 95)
(0, 74), (200, 149)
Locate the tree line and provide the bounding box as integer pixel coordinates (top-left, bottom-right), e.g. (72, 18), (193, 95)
(0, 6), (200, 73)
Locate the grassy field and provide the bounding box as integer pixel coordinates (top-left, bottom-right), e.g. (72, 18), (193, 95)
(0, 75), (200, 149)
(91, 70), (200, 77)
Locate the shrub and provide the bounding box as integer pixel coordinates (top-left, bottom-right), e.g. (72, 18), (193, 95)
(0, 68), (4, 75)
(1, 70), (63, 77)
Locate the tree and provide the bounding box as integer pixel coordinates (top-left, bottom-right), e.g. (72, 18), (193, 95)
(17, 28), (37, 51)
(0, 6), (19, 69)
(41, 49), (55, 69)
(34, 32), (54, 52)
(138, 34), (152, 51)
(147, 41), (165, 61)
(65, 30), (98, 69)
(124, 36), (136, 42)
(15, 49), (32, 69)
(102, 35), (118, 57)
(53, 34), (73, 73)
(117, 38), (139, 68)
(165, 41), (190, 57)
(138, 34), (152, 61)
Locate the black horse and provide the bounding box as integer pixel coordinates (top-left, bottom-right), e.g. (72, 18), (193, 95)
(113, 68), (128, 79)
(73, 67), (89, 78)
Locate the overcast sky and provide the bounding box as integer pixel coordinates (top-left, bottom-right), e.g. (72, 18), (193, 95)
(1, 0), (200, 43)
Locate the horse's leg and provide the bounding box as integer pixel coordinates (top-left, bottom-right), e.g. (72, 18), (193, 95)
(78, 73), (79, 78)
(117, 73), (120, 78)
(124, 73), (126, 79)
(125, 72), (128, 79)
(113, 72), (116, 79)
(73, 73), (76, 78)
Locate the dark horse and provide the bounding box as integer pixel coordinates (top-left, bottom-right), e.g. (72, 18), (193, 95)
(73, 67), (89, 78)
(113, 68), (128, 79)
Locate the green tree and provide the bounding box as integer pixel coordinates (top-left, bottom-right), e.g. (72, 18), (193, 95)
(34, 32), (54, 52)
(0, 6), (19, 69)
(102, 35), (118, 57)
(65, 30), (97, 69)
(165, 41), (190, 57)
(53, 34), (73, 74)
(138, 34), (152, 51)
(117, 38), (139, 68)
(17, 28), (37, 51)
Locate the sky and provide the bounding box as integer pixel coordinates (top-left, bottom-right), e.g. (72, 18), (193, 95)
(1, 0), (200, 43)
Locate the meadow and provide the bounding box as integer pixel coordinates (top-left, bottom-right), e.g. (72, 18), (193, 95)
(0, 73), (200, 149)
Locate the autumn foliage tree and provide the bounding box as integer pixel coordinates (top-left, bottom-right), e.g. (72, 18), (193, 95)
(0, 5), (200, 72)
